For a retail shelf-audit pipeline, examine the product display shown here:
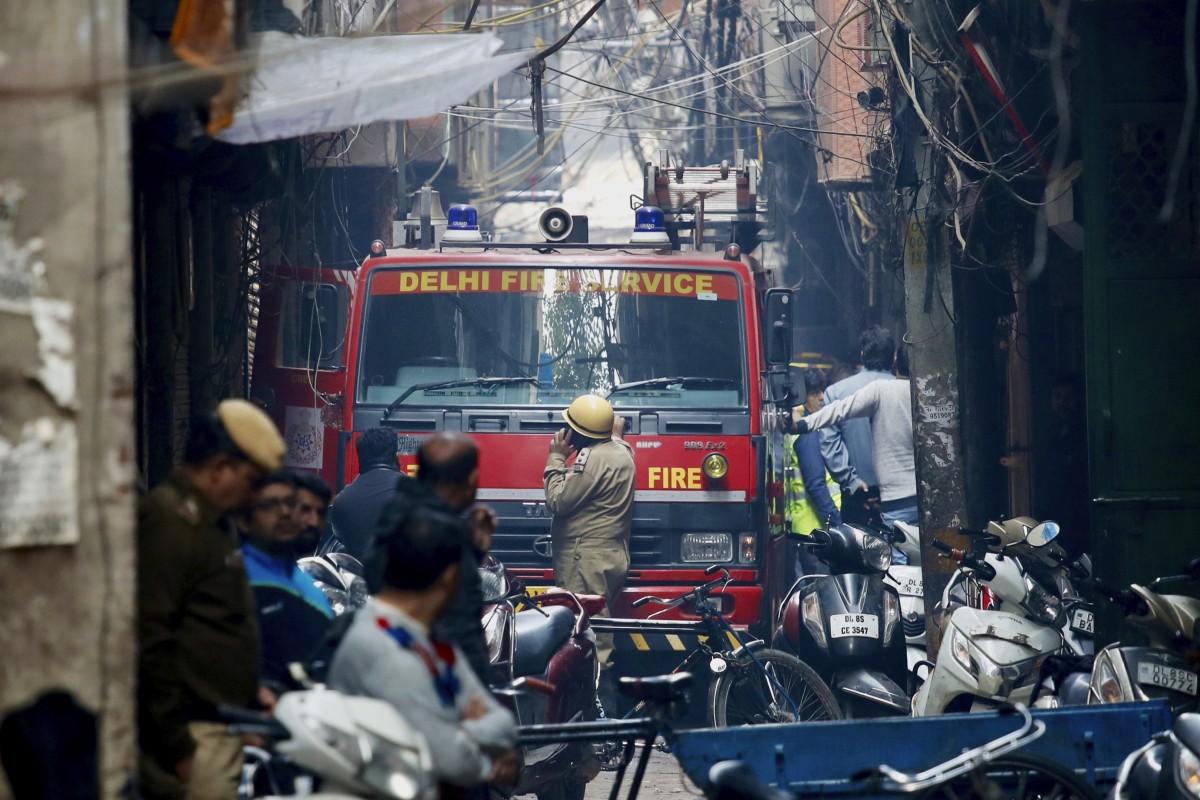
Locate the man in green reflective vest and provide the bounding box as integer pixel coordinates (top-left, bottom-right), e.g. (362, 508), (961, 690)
(786, 368), (841, 575)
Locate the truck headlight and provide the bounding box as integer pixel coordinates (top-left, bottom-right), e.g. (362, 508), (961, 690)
(681, 532), (733, 562)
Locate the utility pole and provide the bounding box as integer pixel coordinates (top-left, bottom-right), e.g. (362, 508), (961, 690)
(902, 151), (969, 661)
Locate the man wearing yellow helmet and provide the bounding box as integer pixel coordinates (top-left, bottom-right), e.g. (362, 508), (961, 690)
(544, 394), (635, 672)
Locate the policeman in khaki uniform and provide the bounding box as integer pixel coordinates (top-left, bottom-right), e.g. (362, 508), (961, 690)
(137, 399), (286, 800)
(544, 395), (635, 671)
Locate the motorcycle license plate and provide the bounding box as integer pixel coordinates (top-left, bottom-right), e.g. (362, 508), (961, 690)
(896, 576), (923, 597)
(1137, 662), (1199, 695)
(830, 613), (879, 638)
(1069, 607), (1094, 635)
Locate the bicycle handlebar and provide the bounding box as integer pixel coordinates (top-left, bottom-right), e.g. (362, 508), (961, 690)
(632, 568), (732, 610)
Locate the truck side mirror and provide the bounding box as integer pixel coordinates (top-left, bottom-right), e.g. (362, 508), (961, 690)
(763, 289), (793, 366)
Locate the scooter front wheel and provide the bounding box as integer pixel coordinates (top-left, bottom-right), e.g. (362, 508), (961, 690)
(708, 648), (841, 727)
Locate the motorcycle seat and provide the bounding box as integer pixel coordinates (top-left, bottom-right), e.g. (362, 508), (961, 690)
(512, 606), (575, 677)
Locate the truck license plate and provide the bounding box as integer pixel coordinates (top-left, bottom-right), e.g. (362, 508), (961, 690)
(1137, 662), (1198, 695)
(1069, 608), (1094, 635)
(830, 613), (879, 639)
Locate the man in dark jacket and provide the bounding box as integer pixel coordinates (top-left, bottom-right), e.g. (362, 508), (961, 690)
(291, 470), (332, 557)
(326, 427), (404, 561)
(369, 432), (494, 682)
(137, 399), (285, 800)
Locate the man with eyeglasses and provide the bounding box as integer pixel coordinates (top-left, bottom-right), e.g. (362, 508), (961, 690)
(240, 472), (335, 692)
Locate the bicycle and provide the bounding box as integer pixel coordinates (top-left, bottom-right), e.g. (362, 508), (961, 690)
(591, 565), (841, 728)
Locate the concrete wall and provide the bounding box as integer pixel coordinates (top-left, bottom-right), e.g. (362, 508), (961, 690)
(0, 0), (135, 796)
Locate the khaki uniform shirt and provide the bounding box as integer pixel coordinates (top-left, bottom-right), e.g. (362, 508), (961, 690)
(543, 437), (635, 546)
(137, 470), (261, 769)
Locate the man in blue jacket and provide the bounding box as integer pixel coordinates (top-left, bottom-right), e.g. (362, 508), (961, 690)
(240, 472), (335, 690)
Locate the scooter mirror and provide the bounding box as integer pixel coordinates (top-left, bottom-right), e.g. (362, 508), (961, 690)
(1026, 520), (1060, 547)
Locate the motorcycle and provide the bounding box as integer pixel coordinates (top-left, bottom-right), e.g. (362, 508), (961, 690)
(1110, 710), (1200, 800)
(299, 553), (369, 615)
(225, 688), (435, 799)
(1087, 560), (1200, 717)
(480, 558), (605, 800)
(776, 523), (910, 717)
(912, 521), (1067, 715)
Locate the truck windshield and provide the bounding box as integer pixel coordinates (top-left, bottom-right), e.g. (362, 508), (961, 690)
(357, 266), (746, 408)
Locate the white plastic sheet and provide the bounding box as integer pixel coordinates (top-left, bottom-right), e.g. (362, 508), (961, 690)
(218, 31), (530, 144)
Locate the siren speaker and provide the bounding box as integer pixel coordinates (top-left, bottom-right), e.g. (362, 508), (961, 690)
(538, 207), (573, 242)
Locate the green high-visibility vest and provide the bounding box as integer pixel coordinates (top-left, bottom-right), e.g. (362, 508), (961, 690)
(784, 433), (841, 536)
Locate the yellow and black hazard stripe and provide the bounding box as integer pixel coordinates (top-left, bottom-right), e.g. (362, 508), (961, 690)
(616, 629), (745, 653)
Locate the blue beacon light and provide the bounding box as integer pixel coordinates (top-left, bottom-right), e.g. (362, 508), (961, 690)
(630, 205), (670, 245)
(443, 204), (482, 243)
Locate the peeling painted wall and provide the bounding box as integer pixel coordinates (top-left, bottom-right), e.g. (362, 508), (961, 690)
(0, 0), (135, 795)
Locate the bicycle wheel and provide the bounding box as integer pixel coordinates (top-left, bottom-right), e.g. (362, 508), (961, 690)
(708, 648), (842, 727)
(914, 752), (1100, 800)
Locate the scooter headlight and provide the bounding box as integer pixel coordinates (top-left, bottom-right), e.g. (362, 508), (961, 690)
(1093, 652), (1124, 704)
(854, 529), (893, 571)
(360, 730), (433, 800)
(479, 565), (509, 603)
(882, 590), (900, 646)
(482, 607), (506, 663)
(1021, 576), (1064, 628)
(802, 591), (827, 651)
(950, 627), (977, 677)
(1177, 742), (1200, 798)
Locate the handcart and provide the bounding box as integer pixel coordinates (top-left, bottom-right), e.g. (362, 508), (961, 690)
(671, 701), (1172, 799)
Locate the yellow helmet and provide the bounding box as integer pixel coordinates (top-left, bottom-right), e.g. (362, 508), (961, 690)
(563, 395), (614, 440)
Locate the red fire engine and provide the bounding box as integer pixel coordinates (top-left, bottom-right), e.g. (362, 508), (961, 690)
(251, 152), (799, 642)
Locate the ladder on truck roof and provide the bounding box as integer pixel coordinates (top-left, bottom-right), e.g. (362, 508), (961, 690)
(643, 149), (766, 250)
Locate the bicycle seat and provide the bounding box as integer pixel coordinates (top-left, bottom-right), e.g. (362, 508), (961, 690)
(617, 672), (693, 702)
(512, 605), (575, 677)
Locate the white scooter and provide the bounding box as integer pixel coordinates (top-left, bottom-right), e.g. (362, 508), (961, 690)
(881, 521), (926, 673)
(1088, 561), (1200, 717)
(224, 689), (435, 799)
(983, 517), (1094, 657)
(911, 521), (1066, 716)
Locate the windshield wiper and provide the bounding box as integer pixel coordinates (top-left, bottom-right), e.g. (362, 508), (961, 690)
(382, 376), (538, 419)
(607, 376), (737, 397)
